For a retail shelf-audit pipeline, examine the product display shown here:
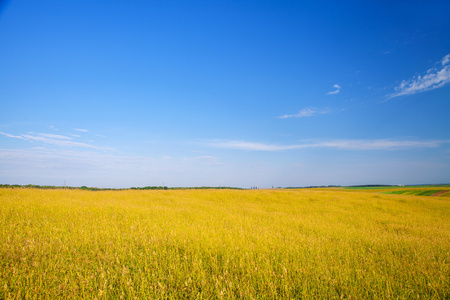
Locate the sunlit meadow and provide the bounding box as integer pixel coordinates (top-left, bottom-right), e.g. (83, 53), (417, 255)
(1, 188), (449, 299)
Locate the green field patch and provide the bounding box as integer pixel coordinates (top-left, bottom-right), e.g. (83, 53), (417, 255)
(344, 185), (450, 190)
(341, 186), (450, 197)
(382, 189), (446, 196)
(344, 186), (398, 190)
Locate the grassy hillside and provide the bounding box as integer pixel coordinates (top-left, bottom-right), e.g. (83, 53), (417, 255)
(1, 188), (449, 299)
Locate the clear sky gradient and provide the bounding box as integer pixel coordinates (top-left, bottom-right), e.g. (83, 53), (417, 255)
(1, 0), (449, 188)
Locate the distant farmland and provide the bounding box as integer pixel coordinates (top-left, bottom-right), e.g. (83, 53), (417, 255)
(1, 187), (449, 299)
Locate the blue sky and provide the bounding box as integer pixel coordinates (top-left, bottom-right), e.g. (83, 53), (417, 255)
(1, 0), (449, 188)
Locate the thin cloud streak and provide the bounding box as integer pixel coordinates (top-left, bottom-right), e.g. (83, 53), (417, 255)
(442, 54), (450, 66)
(278, 108), (329, 119)
(210, 139), (448, 151)
(389, 53), (450, 98)
(36, 133), (72, 140)
(0, 131), (108, 150)
(327, 84), (341, 95)
(0, 131), (27, 140)
(211, 141), (297, 151)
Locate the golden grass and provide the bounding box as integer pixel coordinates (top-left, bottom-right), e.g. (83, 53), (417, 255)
(1, 188), (449, 299)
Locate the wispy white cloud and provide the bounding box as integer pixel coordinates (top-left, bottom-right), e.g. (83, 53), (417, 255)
(0, 131), (108, 150)
(74, 128), (89, 132)
(23, 135), (105, 149)
(209, 139), (448, 151)
(0, 131), (27, 140)
(37, 133), (72, 140)
(327, 84), (341, 95)
(442, 54), (450, 66)
(389, 53), (450, 98)
(277, 108), (329, 119)
(211, 141), (293, 151)
(315, 139), (445, 150)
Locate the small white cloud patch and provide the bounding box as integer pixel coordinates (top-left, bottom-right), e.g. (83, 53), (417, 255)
(277, 108), (329, 119)
(327, 84), (341, 95)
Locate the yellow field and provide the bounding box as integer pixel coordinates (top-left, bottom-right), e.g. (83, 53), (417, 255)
(1, 188), (449, 299)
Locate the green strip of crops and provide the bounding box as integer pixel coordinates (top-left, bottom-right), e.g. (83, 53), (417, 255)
(1, 188), (449, 299)
(344, 185), (450, 190)
(383, 189), (445, 196)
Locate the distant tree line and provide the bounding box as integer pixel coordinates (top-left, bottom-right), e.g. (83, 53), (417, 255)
(0, 184), (78, 190)
(0, 184), (118, 191)
(284, 185), (342, 189)
(346, 184), (395, 188)
(0, 184), (243, 191)
(130, 186), (168, 190)
(168, 186), (243, 190)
